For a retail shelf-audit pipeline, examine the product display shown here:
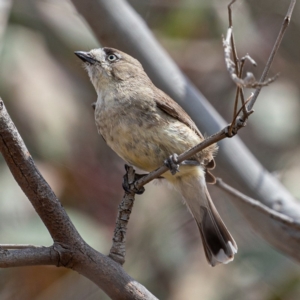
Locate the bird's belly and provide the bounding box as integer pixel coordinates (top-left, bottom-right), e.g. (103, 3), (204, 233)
(95, 108), (202, 172)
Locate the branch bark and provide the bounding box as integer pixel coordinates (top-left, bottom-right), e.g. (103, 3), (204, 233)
(0, 98), (82, 245)
(0, 246), (57, 268)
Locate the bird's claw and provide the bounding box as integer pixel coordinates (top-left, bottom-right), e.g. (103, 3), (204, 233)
(122, 164), (145, 195)
(181, 160), (200, 166)
(164, 154), (180, 175)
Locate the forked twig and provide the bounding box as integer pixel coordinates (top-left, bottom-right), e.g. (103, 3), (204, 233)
(223, 29), (278, 89)
(247, 0), (296, 111)
(215, 178), (300, 228)
(228, 94), (254, 135)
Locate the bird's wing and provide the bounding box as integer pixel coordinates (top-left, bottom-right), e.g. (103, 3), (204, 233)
(154, 87), (216, 184)
(154, 88), (204, 139)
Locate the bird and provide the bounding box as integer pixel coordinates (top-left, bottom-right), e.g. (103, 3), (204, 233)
(75, 47), (237, 266)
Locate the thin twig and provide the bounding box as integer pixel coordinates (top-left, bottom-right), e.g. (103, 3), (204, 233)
(223, 28), (279, 89)
(135, 128), (228, 190)
(228, 0), (236, 27)
(247, 0), (296, 111)
(215, 178), (300, 229)
(228, 1), (239, 75)
(241, 54), (257, 68)
(229, 87), (240, 136)
(238, 55), (256, 117)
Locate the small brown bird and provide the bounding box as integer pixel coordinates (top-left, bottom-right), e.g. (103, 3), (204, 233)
(75, 47), (237, 266)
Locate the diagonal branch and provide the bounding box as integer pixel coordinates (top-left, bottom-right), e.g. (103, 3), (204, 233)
(216, 178), (300, 262)
(0, 99), (81, 245)
(135, 129), (227, 189)
(0, 98), (157, 299)
(247, 0), (296, 111)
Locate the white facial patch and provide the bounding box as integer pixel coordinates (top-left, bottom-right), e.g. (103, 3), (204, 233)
(89, 48), (106, 63)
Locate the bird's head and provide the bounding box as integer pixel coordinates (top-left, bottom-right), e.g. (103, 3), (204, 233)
(75, 47), (145, 94)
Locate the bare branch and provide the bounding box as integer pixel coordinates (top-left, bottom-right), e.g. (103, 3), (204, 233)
(136, 129), (227, 189)
(247, 0), (296, 111)
(216, 178), (300, 262)
(0, 244), (44, 250)
(0, 99), (81, 245)
(0, 246), (57, 268)
(241, 54), (257, 67)
(223, 29), (277, 89)
(0, 98), (157, 300)
(228, 1), (240, 75)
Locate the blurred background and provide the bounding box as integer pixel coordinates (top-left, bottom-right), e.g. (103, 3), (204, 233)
(0, 0), (300, 299)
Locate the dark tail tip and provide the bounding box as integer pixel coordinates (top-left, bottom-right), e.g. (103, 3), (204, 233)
(198, 206), (237, 267)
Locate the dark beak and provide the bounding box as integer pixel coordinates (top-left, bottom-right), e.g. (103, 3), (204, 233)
(74, 51), (97, 64)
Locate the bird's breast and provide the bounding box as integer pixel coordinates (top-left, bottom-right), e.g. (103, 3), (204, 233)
(94, 97), (202, 172)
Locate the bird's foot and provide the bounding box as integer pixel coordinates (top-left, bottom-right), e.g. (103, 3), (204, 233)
(164, 153), (180, 175)
(122, 164), (145, 195)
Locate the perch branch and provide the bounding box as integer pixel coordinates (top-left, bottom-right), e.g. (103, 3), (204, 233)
(108, 165), (139, 265)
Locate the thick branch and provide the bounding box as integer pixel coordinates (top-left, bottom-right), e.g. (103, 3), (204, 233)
(0, 99), (82, 245)
(0, 246), (57, 268)
(77, 245), (159, 300)
(0, 99), (157, 299)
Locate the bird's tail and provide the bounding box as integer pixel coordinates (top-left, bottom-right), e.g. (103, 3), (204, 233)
(170, 166), (237, 266)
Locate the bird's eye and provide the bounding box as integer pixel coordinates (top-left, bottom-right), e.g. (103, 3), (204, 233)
(107, 54), (118, 62)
